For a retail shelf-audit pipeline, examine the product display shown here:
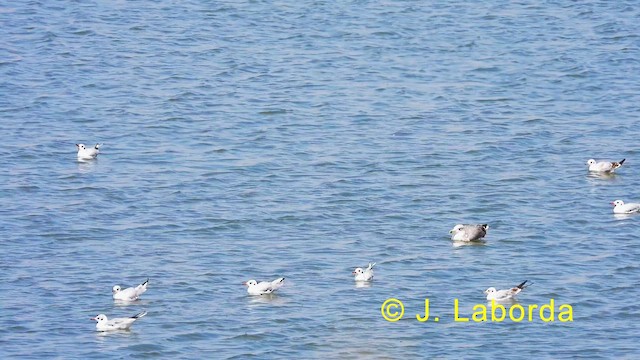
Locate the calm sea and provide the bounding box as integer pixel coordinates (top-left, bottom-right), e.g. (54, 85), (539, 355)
(1, 0), (640, 358)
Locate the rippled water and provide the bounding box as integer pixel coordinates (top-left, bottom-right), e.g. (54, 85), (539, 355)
(2, 1), (640, 358)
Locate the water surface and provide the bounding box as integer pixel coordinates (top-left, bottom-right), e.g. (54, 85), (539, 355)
(1, 1), (640, 358)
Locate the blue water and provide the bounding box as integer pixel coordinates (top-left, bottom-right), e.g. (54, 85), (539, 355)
(2, 0), (640, 358)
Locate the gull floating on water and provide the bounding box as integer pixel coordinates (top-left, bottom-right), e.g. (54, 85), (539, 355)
(449, 224), (489, 242)
(587, 158), (625, 173)
(612, 200), (640, 214)
(113, 278), (149, 301)
(352, 262), (375, 282)
(485, 280), (529, 301)
(76, 143), (102, 160)
(243, 277), (285, 295)
(91, 311), (147, 331)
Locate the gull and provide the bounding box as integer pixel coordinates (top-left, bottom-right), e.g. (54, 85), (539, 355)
(243, 277), (285, 296)
(611, 200), (640, 214)
(91, 311), (147, 331)
(113, 278), (149, 301)
(587, 158), (625, 173)
(485, 280), (529, 301)
(76, 143), (101, 160)
(449, 224), (489, 242)
(352, 262), (375, 282)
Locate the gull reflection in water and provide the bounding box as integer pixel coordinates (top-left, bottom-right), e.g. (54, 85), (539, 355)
(586, 172), (617, 181)
(487, 298), (519, 307)
(77, 158), (98, 173)
(614, 213), (637, 221)
(247, 293), (287, 306)
(113, 299), (151, 308)
(95, 329), (134, 339)
(452, 240), (487, 248)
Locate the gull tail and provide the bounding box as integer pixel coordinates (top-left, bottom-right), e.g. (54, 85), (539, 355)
(132, 310), (147, 319)
(481, 224), (489, 231)
(613, 159), (626, 168)
(94, 143), (103, 149)
(367, 262), (376, 270)
(136, 278), (149, 294)
(268, 277), (285, 293)
(516, 280), (530, 289)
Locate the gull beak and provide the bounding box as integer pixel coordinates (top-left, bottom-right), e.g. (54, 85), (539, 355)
(611, 202), (616, 206)
(242, 282), (247, 286)
(449, 230), (453, 234)
(90, 317), (96, 321)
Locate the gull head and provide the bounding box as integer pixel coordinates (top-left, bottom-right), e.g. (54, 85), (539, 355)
(352, 267), (364, 275)
(243, 280), (257, 287)
(91, 314), (107, 322)
(612, 200), (624, 207)
(587, 159), (596, 166)
(484, 287), (497, 295)
(112, 285), (121, 294)
(76, 144), (87, 150)
(449, 224), (464, 234)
